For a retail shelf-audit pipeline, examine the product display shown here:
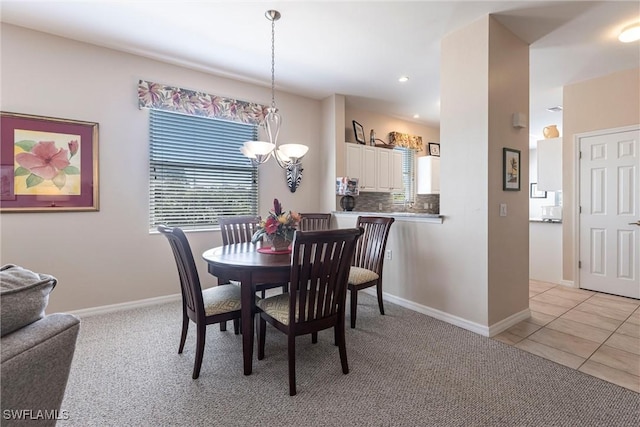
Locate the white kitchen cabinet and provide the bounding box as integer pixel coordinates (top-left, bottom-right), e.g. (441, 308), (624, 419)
(376, 148), (403, 192)
(377, 148), (390, 190)
(537, 137), (562, 191)
(391, 150), (403, 192)
(345, 143), (376, 192)
(344, 144), (402, 193)
(417, 156), (440, 194)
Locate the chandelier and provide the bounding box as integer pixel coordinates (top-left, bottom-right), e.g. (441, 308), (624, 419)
(241, 10), (309, 192)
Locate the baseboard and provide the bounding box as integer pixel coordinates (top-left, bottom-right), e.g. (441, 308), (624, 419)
(68, 293), (181, 318)
(362, 289), (485, 336)
(560, 280), (576, 288)
(487, 308), (531, 337)
(362, 288), (530, 338)
(73, 287), (530, 337)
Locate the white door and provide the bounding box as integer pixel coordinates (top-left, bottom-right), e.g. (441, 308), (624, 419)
(579, 127), (640, 298)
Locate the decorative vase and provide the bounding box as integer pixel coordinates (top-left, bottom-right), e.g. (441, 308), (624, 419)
(268, 235), (290, 251)
(543, 125), (560, 139)
(339, 195), (356, 211)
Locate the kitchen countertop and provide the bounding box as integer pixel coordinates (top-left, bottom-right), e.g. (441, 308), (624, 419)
(333, 211), (443, 224)
(530, 218), (562, 224)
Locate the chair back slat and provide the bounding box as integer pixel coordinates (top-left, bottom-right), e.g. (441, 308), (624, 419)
(218, 215), (261, 245)
(353, 216), (395, 276)
(298, 213), (331, 231)
(157, 225), (205, 321)
(289, 228), (362, 326)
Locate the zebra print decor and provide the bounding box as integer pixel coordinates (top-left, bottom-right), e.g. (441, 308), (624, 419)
(286, 164), (303, 193)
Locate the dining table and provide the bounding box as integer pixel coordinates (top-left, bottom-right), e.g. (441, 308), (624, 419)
(202, 241), (291, 375)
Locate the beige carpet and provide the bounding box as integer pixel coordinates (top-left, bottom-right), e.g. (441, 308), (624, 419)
(59, 294), (640, 426)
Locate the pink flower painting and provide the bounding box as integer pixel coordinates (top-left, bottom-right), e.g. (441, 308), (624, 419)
(15, 141), (70, 180)
(14, 137), (80, 193)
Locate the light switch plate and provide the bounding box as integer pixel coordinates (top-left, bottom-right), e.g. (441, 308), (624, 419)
(500, 203), (507, 217)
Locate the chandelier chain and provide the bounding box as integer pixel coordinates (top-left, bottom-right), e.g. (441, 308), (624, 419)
(270, 16), (276, 110)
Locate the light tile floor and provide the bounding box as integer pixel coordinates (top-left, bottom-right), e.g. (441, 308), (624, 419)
(494, 280), (640, 393)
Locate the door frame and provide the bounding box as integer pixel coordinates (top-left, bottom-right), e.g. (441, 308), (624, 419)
(573, 124), (640, 289)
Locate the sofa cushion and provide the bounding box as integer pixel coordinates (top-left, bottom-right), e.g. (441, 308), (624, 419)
(0, 264), (57, 337)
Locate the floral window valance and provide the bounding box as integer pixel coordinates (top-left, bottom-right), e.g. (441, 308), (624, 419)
(137, 80), (267, 125)
(388, 131), (424, 151)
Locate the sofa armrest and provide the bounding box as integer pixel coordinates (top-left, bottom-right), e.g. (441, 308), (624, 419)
(1, 313), (80, 426)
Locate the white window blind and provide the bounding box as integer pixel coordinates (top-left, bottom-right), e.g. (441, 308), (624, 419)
(149, 109), (258, 230)
(393, 147), (415, 204)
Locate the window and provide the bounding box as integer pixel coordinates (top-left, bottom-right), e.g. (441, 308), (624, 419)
(149, 109), (258, 230)
(392, 147), (415, 205)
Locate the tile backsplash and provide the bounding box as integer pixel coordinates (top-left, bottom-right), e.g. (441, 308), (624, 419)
(336, 193), (439, 214)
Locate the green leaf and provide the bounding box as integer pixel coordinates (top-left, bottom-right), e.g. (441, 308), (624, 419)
(15, 140), (37, 152)
(14, 166), (30, 176)
(25, 174), (44, 188)
(52, 171), (66, 190)
(63, 165), (80, 175)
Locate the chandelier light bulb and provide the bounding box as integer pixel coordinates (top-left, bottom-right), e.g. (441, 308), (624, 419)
(619, 23), (640, 43)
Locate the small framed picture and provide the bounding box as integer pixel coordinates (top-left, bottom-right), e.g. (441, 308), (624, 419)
(352, 120), (365, 144)
(428, 142), (440, 157)
(530, 182), (547, 199)
(503, 147), (521, 191)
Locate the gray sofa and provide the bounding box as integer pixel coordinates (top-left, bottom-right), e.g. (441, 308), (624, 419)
(1, 265), (80, 426)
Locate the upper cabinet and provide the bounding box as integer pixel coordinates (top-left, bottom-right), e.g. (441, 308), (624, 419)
(376, 149), (403, 192)
(344, 143), (402, 192)
(417, 156), (440, 194)
(537, 137), (562, 191)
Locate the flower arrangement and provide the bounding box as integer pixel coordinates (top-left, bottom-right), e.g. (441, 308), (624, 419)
(251, 198), (300, 246)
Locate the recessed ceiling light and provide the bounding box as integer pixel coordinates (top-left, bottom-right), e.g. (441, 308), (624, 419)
(413, 114), (420, 119)
(546, 106), (563, 113)
(398, 76), (409, 83)
(619, 23), (640, 43)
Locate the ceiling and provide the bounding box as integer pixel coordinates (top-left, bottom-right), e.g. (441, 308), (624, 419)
(2, 1), (639, 146)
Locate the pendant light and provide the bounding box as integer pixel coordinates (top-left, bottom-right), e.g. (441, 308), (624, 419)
(241, 10), (309, 192)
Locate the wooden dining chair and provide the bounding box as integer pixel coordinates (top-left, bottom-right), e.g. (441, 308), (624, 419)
(298, 213), (332, 231)
(218, 215), (288, 299)
(256, 227), (363, 396)
(157, 225), (242, 379)
(218, 215), (261, 245)
(348, 216), (395, 328)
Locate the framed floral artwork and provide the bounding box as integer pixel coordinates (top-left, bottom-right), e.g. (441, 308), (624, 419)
(0, 112), (99, 212)
(503, 147), (520, 191)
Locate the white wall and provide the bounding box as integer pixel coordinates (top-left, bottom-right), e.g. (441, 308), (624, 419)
(0, 24), (325, 312)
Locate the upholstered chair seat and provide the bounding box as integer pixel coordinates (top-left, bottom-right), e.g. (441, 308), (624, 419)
(348, 266), (379, 285)
(202, 285), (242, 316)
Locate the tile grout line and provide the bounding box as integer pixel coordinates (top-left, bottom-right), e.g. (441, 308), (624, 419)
(552, 289), (637, 373)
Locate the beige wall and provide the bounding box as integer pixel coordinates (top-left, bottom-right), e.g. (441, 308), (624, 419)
(321, 94), (345, 212)
(562, 67), (640, 282)
(344, 108), (439, 157)
(0, 24), (324, 312)
(438, 15), (529, 326)
(1, 20), (530, 334)
(486, 17), (530, 324)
